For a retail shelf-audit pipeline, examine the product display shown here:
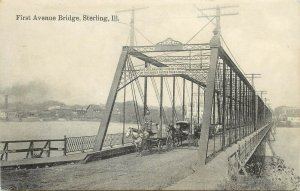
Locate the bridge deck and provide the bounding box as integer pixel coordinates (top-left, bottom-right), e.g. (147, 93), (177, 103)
(0, 152), (86, 169)
(0, 144), (135, 169)
(1, 147), (199, 190)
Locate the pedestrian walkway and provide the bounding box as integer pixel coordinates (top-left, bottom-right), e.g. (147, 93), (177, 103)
(0, 152), (87, 169)
(166, 144), (239, 190)
(0, 144), (135, 169)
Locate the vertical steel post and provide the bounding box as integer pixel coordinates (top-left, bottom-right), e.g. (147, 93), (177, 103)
(197, 86), (200, 125)
(144, 62), (148, 117)
(159, 77), (163, 138)
(252, 91), (255, 131)
(255, 95), (258, 130)
(247, 86), (250, 135)
(248, 88), (251, 133)
(190, 82), (194, 132)
(172, 76), (176, 125)
(229, 68), (233, 144)
(249, 89), (252, 133)
(244, 85), (246, 136)
(240, 81), (243, 138)
(234, 73), (238, 143)
(245, 86), (248, 136)
(249, 90), (251, 133)
(182, 79), (186, 120)
(212, 93), (216, 125)
(213, 92), (216, 152)
(239, 79), (242, 140)
(221, 61), (226, 149)
(217, 92), (221, 124)
(263, 98), (266, 124)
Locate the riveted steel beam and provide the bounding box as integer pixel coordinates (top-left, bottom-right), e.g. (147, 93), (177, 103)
(93, 50), (128, 151)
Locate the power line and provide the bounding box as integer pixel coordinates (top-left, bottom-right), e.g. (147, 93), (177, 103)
(220, 35), (246, 75)
(185, 17), (215, 44)
(116, 7), (148, 47)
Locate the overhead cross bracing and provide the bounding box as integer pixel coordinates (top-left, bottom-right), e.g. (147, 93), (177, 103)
(123, 39), (212, 88)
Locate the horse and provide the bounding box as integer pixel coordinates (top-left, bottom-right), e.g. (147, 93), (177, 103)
(126, 127), (150, 156)
(167, 124), (184, 147)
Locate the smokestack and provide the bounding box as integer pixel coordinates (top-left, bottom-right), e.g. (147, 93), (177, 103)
(5, 95), (8, 121)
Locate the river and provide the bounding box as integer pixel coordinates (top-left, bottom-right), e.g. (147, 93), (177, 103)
(0, 121), (139, 160)
(271, 127), (300, 176)
(0, 121), (136, 141)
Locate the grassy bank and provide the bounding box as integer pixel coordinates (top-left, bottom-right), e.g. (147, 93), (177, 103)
(217, 156), (300, 190)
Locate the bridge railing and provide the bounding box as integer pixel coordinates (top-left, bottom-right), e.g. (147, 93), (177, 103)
(66, 133), (132, 153)
(228, 123), (272, 176)
(237, 123), (271, 165)
(0, 133), (133, 161)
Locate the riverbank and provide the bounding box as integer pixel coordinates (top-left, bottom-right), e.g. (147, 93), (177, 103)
(217, 156), (300, 190)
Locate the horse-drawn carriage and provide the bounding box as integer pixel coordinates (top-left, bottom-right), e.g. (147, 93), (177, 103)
(126, 120), (203, 156)
(166, 121), (201, 147)
(125, 123), (173, 156)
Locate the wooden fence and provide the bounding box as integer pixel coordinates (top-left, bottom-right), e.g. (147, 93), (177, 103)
(0, 133), (133, 161)
(0, 138), (66, 161)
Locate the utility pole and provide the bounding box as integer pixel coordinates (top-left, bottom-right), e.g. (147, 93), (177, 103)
(196, 5), (239, 36)
(245, 74), (261, 88)
(116, 7), (148, 47)
(257, 90), (267, 100)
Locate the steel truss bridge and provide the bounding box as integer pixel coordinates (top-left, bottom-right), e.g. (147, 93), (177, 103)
(92, 32), (273, 174)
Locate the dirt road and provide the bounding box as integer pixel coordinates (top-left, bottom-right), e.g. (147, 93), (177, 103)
(1, 148), (199, 190)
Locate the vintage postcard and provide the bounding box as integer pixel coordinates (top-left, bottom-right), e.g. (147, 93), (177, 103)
(0, 0), (299, 190)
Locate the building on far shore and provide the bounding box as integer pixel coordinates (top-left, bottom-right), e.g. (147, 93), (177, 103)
(275, 106), (300, 126)
(286, 108), (300, 126)
(86, 104), (102, 120)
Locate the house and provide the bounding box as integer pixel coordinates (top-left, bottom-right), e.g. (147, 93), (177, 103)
(72, 108), (87, 120)
(86, 104), (103, 120)
(286, 108), (300, 126)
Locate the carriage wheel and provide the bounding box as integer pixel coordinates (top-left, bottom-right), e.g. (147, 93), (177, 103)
(174, 136), (180, 147)
(166, 136), (173, 151)
(193, 138), (199, 147)
(188, 135), (194, 147)
(147, 140), (153, 153)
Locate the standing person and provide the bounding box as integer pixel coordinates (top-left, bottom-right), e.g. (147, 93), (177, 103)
(145, 120), (154, 136)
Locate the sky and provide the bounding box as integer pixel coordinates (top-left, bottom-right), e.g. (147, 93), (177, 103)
(0, 0), (299, 109)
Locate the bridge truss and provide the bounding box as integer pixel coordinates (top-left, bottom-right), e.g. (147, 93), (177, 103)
(93, 33), (272, 165)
